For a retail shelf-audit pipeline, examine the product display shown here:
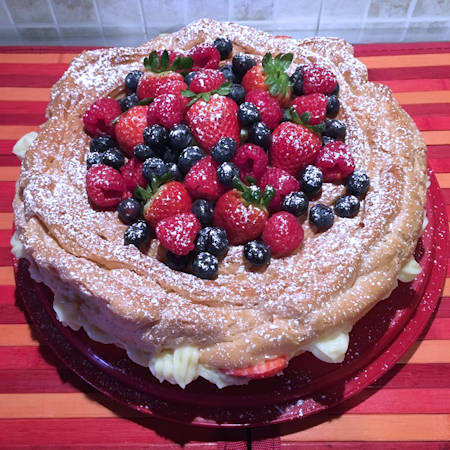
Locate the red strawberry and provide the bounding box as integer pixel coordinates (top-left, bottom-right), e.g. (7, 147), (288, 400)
(86, 164), (126, 209)
(291, 93), (328, 125)
(245, 90), (282, 130)
(185, 94), (239, 152)
(147, 94), (185, 130)
(141, 180), (192, 227)
(153, 78), (187, 97)
(184, 156), (226, 201)
(136, 71), (184, 100)
(120, 157), (146, 192)
(270, 122), (321, 176)
(213, 179), (274, 245)
(83, 98), (122, 137)
(262, 211), (304, 257)
(232, 143), (268, 183)
(222, 356), (288, 379)
(260, 167), (300, 211)
(302, 64), (337, 95)
(114, 105), (148, 157)
(190, 69), (225, 94)
(189, 44), (220, 70)
(156, 212), (201, 256)
(315, 141), (355, 182)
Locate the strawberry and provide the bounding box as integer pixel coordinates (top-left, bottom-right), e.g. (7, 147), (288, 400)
(184, 155), (226, 201)
(120, 157), (147, 192)
(146, 94), (185, 130)
(83, 97), (122, 137)
(114, 105), (148, 157)
(270, 121), (321, 176)
(232, 143), (268, 183)
(241, 52), (293, 107)
(302, 64), (337, 95)
(155, 212), (201, 255)
(315, 141), (355, 182)
(245, 90), (283, 130)
(291, 93), (328, 125)
(213, 178), (275, 245)
(185, 94), (240, 152)
(86, 164), (126, 209)
(262, 211), (304, 257)
(189, 44), (220, 70)
(190, 69), (225, 94)
(137, 71), (184, 100)
(222, 356), (288, 379)
(153, 78), (187, 97)
(260, 167), (300, 211)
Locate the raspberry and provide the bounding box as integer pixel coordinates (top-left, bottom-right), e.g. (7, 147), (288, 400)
(262, 211), (304, 257)
(120, 157), (147, 192)
(315, 141), (355, 182)
(260, 167), (300, 212)
(245, 90), (282, 130)
(232, 143), (268, 183)
(189, 44), (220, 70)
(190, 69), (226, 94)
(147, 94), (185, 130)
(155, 212), (201, 256)
(83, 98), (121, 137)
(291, 93), (328, 125)
(153, 78), (188, 97)
(302, 64), (337, 95)
(86, 164), (126, 209)
(114, 105), (148, 157)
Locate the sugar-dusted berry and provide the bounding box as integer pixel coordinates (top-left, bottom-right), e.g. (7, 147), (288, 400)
(86, 164), (126, 209)
(83, 98), (122, 138)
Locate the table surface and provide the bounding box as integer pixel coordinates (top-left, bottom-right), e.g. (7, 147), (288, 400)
(0, 41), (449, 449)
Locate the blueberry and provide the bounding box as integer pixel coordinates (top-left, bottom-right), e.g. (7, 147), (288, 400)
(211, 137), (237, 163)
(162, 147), (179, 164)
(168, 124), (192, 151)
(195, 227), (229, 257)
(238, 102), (261, 127)
(178, 146), (204, 175)
(228, 83), (246, 104)
(309, 204), (334, 230)
(217, 162), (240, 187)
(240, 127), (248, 143)
(125, 70), (143, 92)
(232, 53), (256, 78)
(166, 251), (191, 271)
(214, 37), (233, 60)
(322, 135), (335, 146)
(192, 252), (219, 279)
(192, 199), (214, 227)
(281, 191), (309, 216)
(248, 122), (271, 149)
(289, 66), (303, 85)
(142, 157), (168, 181)
(323, 119), (346, 140)
(219, 64), (237, 83)
(165, 162), (183, 181)
(101, 148), (125, 170)
(124, 220), (150, 247)
(300, 165), (323, 196)
(326, 95), (340, 118)
(184, 71), (197, 86)
(244, 240), (271, 266)
(347, 170), (370, 197)
(281, 109), (291, 122)
(143, 124), (168, 150)
(335, 195), (360, 218)
(86, 151), (102, 168)
(120, 93), (139, 112)
(290, 66), (304, 96)
(134, 143), (155, 161)
(90, 135), (117, 153)
(331, 82), (340, 96)
(118, 198), (141, 224)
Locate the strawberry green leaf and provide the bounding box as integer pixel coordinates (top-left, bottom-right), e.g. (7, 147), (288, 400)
(181, 89), (197, 98)
(262, 185), (276, 208)
(110, 114), (121, 127)
(300, 112), (311, 124)
(246, 175), (257, 185)
(216, 80), (232, 95)
(137, 97), (154, 106)
(160, 50), (169, 71)
(289, 108), (324, 136)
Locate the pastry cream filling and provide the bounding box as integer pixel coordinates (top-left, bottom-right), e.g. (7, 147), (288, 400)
(12, 131), (38, 160)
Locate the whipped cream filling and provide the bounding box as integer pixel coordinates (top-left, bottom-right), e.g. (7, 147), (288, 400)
(12, 131), (38, 161)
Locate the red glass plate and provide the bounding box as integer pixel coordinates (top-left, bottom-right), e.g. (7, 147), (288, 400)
(15, 171), (448, 428)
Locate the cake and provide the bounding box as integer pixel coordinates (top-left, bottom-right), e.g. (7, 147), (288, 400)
(12, 19), (427, 389)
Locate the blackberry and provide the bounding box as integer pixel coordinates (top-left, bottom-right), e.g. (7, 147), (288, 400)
(142, 157), (168, 181)
(219, 64), (237, 83)
(120, 93), (139, 112)
(309, 204), (334, 231)
(238, 102), (261, 127)
(195, 227), (229, 257)
(89, 135), (116, 153)
(101, 148), (125, 170)
(86, 151), (102, 168)
(300, 165), (323, 196)
(184, 71), (197, 86)
(228, 83), (246, 104)
(192, 252), (219, 279)
(211, 137), (237, 163)
(217, 162), (240, 187)
(281, 191), (309, 216)
(133, 143), (155, 162)
(248, 122), (271, 149)
(124, 220), (150, 247)
(125, 70), (143, 92)
(178, 146), (205, 175)
(244, 240), (271, 266)
(323, 119), (346, 140)
(335, 195), (360, 218)
(192, 199), (214, 227)
(214, 37), (233, 60)
(117, 198), (141, 224)
(166, 251), (191, 272)
(290, 66), (304, 96)
(232, 53), (256, 78)
(347, 170), (370, 197)
(143, 124), (168, 150)
(326, 95), (340, 118)
(168, 124), (192, 151)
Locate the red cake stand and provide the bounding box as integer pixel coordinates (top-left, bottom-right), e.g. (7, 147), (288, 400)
(15, 171), (448, 428)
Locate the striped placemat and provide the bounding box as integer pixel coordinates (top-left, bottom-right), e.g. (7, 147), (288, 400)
(0, 42), (449, 448)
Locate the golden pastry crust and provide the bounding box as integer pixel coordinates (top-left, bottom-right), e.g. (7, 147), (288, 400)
(13, 19), (427, 371)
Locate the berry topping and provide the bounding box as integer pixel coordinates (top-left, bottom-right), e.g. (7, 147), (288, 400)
(238, 102), (261, 127)
(323, 119), (347, 140)
(291, 93), (328, 125)
(184, 71), (197, 86)
(190, 69), (226, 94)
(245, 90), (283, 130)
(219, 64), (237, 83)
(124, 220), (151, 247)
(195, 227), (229, 257)
(326, 95), (340, 118)
(161, 147), (179, 164)
(214, 37), (233, 60)
(114, 105), (148, 156)
(137, 71), (184, 100)
(168, 123), (192, 151)
(189, 44), (220, 70)
(86, 164), (126, 209)
(120, 157), (146, 192)
(133, 143), (155, 162)
(248, 121), (271, 149)
(315, 141), (355, 182)
(243, 240), (271, 266)
(211, 137), (237, 163)
(260, 167), (300, 212)
(262, 211), (303, 256)
(101, 148), (125, 170)
(335, 195), (360, 218)
(125, 70), (143, 92)
(290, 66), (304, 96)
(223, 356), (288, 379)
(87, 151), (102, 168)
(302, 64), (337, 95)
(228, 83), (246, 104)
(165, 162), (182, 181)
(153, 78), (188, 97)
(192, 199), (214, 226)
(165, 251), (191, 272)
(120, 93), (139, 112)
(118, 198), (141, 224)
(156, 212), (201, 256)
(178, 146), (205, 175)
(192, 252), (219, 279)
(232, 53), (256, 79)
(90, 135), (117, 153)
(184, 155), (226, 201)
(147, 94), (185, 130)
(309, 204), (334, 231)
(281, 191), (309, 216)
(142, 157), (169, 181)
(83, 98), (122, 138)
(299, 165), (323, 196)
(232, 143), (268, 183)
(143, 124), (168, 150)
(217, 161), (240, 187)
(347, 170), (370, 197)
